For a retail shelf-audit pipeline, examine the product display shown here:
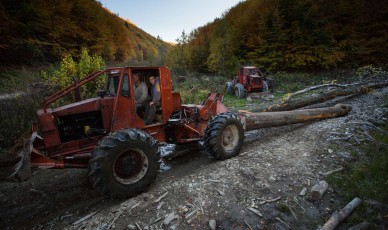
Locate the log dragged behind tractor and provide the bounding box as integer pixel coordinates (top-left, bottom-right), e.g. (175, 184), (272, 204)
(5, 66), (352, 198)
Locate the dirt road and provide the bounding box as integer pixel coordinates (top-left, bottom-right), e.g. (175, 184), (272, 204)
(1, 87), (387, 229)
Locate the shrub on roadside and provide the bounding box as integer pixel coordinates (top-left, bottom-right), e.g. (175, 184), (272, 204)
(41, 48), (105, 104)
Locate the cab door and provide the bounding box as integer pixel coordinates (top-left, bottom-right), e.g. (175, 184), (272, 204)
(111, 68), (136, 131)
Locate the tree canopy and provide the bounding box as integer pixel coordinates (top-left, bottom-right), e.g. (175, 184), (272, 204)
(0, 0), (171, 65)
(167, 0), (388, 75)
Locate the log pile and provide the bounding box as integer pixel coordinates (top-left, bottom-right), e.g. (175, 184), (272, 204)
(246, 80), (388, 113)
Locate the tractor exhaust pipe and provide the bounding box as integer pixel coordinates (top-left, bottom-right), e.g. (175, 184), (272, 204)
(243, 104), (352, 131)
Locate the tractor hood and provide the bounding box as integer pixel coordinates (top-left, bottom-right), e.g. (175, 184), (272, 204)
(39, 97), (115, 117)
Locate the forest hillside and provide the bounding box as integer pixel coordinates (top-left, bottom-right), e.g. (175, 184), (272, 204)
(0, 0), (170, 65)
(168, 0), (388, 75)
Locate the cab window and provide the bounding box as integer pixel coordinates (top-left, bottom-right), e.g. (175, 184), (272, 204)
(121, 74), (129, 97)
(106, 75), (120, 96)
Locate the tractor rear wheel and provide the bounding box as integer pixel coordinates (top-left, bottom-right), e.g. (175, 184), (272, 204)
(234, 83), (246, 98)
(88, 129), (159, 198)
(204, 112), (244, 160)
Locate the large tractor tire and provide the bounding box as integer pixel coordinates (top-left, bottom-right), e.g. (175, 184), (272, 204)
(234, 83), (246, 98)
(88, 129), (159, 198)
(204, 112), (245, 160)
(225, 81), (234, 95)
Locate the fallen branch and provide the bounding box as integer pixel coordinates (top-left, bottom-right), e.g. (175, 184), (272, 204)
(258, 196), (281, 205)
(153, 191), (168, 203)
(275, 217), (291, 229)
(107, 211), (123, 230)
(248, 207), (263, 217)
(72, 209), (100, 225)
(321, 197), (362, 230)
(321, 167), (344, 176)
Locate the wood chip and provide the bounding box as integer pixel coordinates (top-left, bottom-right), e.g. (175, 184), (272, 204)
(275, 217), (291, 229)
(248, 207), (263, 217)
(299, 187), (308, 196)
(185, 209), (198, 219)
(72, 209), (100, 225)
(216, 189), (225, 196)
(163, 212), (179, 226)
(244, 220), (253, 230)
(135, 222), (142, 230)
(153, 191), (169, 203)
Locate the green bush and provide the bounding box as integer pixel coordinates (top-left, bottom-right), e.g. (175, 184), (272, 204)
(41, 48), (106, 104)
(355, 65), (387, 82)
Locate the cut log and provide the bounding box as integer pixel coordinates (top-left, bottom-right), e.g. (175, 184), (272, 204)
(310, 180), (329, 200)
(243, 104), (351, 131)
(321, 197), (362, 230)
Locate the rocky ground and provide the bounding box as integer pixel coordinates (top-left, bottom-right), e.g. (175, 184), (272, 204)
(0, 87), (387, 230)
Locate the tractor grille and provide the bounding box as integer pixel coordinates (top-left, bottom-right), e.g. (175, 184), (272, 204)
(253, 78), (261, 84)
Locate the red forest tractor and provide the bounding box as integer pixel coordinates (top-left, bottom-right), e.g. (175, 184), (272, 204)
(226, 66), (274, 98)
(9, 66), (245, 198)
(7, 66), (351, 198)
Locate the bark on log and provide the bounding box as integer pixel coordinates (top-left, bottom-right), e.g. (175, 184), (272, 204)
(321, 197), (362, 230)
(243, 104), (352, 131)
(247, 80), (388, 113)
(310, 180), (329, 200)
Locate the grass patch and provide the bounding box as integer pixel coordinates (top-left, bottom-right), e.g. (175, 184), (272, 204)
(222, 94), (248, 108)
(326, 96), (388, 227)
(328, 125), (388, 204)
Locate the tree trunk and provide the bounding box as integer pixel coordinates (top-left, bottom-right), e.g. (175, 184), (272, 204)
(243, 104), (351, 131)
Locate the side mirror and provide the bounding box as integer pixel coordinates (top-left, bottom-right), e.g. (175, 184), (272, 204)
(97, 90), (106, 98)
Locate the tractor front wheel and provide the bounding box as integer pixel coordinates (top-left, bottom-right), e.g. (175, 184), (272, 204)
(204, 112), (244, 160)
(88, 129), (159, 198)
(234, 83), (246, 98)
(225, 81), (234, 95)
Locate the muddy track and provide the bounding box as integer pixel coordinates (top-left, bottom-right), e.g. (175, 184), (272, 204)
(0, 87), (387, 229)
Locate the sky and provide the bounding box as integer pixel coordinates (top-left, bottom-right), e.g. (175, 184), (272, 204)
(98, 0), (243, 43)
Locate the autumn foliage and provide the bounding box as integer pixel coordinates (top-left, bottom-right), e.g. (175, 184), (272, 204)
(0, 0), (170, 65)
(168, 0), (388, 75)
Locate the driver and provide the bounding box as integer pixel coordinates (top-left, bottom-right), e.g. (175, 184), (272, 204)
(132, 74), (148, 112)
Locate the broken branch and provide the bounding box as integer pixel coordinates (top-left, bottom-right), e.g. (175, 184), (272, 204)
(321, 167), (344, 176)
(321, 197), (362, 230)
